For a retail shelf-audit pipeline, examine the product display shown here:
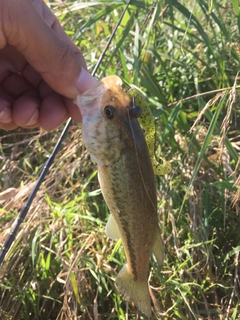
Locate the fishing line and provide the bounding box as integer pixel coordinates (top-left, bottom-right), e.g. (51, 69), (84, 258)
(180, 0), (196, 54)
(0, 0), (132, 266)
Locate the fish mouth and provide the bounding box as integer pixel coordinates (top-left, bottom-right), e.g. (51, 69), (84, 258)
(74, 82), (105, 116)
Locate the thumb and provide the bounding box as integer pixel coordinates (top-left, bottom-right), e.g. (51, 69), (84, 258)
(1, 0), (97, 98)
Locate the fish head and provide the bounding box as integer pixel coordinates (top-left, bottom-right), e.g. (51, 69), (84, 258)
(75, 76), (143, 166)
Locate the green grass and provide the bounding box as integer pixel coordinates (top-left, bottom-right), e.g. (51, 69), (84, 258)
(0, 0), (240, 319)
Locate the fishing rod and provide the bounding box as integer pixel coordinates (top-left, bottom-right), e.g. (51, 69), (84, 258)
(0, 0), (132, 266)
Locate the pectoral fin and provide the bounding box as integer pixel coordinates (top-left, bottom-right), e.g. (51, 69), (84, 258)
(105, 214), (121, 240)
(152, 229), (165, 265)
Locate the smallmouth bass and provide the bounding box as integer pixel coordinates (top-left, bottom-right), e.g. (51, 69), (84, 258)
(75, 75), (164, 317)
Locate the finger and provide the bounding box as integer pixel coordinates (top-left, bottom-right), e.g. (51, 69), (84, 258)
(0, 105), (11, 124)
(0, 92), (14, 124)
(20, 63), (42, 88)
(38, 82), (82, 125)
(38, 83), (82, 124)
(11, 81), (71, 130)
(12, 90), (40, 127)
(3, 73), (34, 98)
(0, 122), (18, 130)
(39, 93), (68, 131)
(1, 0), (97, 98)
(35, 0), (87, 70)
(0, 45), (26, 74)
(64, 97), (82, 123)
(38, 81), (56, 99)
(33, 0), (85, 59)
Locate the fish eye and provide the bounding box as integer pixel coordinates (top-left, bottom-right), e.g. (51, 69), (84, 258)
(104, 105), (116, 119)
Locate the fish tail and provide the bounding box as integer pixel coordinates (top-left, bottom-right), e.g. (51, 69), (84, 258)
(115, 264), (152, 317)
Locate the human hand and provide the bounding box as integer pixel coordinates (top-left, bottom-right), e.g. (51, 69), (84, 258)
(0, 0), (97, 131)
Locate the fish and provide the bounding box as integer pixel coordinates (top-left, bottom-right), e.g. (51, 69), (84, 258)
(75, 75), (164, 317)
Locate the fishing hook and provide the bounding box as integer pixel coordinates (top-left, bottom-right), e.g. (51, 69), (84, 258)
(123, 80), (142, 118)
(0, 0), (132, 266)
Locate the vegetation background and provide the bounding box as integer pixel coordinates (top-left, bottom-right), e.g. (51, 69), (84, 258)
(0, 0), (240, 319)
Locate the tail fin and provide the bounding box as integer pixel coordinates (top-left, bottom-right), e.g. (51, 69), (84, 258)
(115, 264), (152, 317)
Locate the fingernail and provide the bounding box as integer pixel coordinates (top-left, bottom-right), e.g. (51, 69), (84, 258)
(25, 108), (39, 127)
(0, 107), (11, 124)
(0, 109), (5, 119)
(76, 68), (98, 93)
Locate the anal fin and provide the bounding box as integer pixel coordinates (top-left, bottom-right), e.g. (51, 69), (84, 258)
(105, 214), (121, 240)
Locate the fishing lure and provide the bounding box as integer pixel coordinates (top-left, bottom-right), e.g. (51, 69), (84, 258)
(127, 87), (171, 175)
